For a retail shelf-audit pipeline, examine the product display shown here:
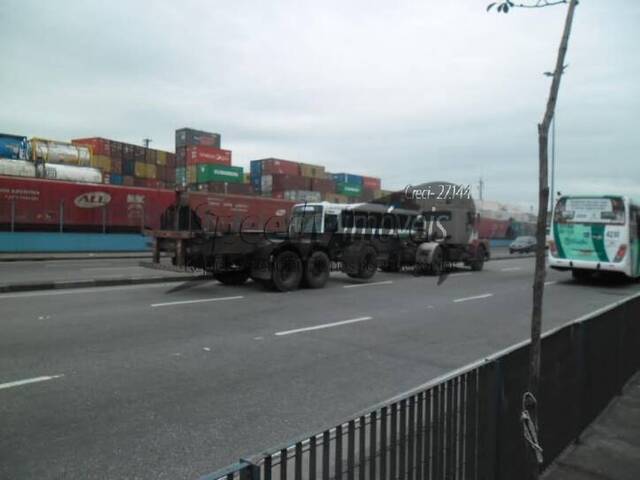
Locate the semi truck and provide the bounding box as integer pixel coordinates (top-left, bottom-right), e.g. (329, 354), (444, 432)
(147, 182), (488, 291)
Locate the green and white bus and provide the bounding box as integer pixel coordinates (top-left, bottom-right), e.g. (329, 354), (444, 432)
(549, 195), (640, 279)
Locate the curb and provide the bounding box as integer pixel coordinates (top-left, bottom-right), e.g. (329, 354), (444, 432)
(490, 253), (536, 261)
(0, 254), (163, 262)
(0, 274), (212, 294)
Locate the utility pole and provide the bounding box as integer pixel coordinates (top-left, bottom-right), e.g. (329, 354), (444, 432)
(550, 114), (556, 212)
(478, 177), (485, 201)
(143, 138), (152, 148)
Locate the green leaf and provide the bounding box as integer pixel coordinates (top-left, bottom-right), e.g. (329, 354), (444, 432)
(486, 2), (497, 11)
(504, 4), (509, 13)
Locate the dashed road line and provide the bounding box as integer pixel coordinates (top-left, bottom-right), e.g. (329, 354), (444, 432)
(344, 281), (393, 289)
(500, 267), (522, 272)
(151, 295), (243, 307)
(545, 281), (558, 286)
(453, 293), (494, 303)
(275, 316), (373, 336)
(0, 374), (64, 391)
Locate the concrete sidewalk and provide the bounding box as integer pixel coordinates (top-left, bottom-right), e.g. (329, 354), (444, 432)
(543, 371), (640, 480)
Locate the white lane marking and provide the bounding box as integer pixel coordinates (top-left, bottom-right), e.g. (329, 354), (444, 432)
(453, 293), (494, 303)
(0, 374), (64, 391)
(449, 272), (472, 277)
(545, 281), (558, 286)
(150, 295), (243, 307)
(275, 316), (373, 336)
(0, 282), (186, 300)
(500, 267), (522, 272)
(81, 267), (145, 272)
(344, 281), (393, 289)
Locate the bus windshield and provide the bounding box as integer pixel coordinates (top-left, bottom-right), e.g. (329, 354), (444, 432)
(290, 205), (323, 234)
(554, 197), (626, 225)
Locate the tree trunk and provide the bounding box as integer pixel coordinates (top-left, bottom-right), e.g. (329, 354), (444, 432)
(527, 1), (578, 479)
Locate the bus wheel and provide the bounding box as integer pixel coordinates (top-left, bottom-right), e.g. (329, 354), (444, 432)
(214, 271), (250, 285)
(303, 251), (331, 288)
(572, 269), (592, 281)
(272, 250), (303, 291)
(429, 246), (444, 276)
(470, 247), (485, 271)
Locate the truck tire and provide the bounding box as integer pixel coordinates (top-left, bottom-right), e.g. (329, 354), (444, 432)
(470, 246), (485, 271)
(214, 271), (250, 285)
(380, 253), (401, 272)
(347, 245), (378, 279)
(303, 251), (331, 289)
(271, 250), (303, 291)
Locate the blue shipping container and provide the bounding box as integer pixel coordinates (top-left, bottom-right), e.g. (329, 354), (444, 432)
(330, 173), (363, 186)
(110, 173), (123, 185)
(122, 158), (135, 176)
(0, 133), (28, 160)
(250, 160), (263, 176)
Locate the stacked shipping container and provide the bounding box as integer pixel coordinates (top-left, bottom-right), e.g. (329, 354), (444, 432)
(71, 137), (176, 188)
(174, 128), (248, 194)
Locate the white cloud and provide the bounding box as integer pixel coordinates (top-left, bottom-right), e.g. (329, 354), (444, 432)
(0, 0), (638, 202)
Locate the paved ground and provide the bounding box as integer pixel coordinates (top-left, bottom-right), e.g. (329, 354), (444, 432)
(544, 372), (640, 480)
(1, 257), (638, 479)
(0, 257), (194, 288)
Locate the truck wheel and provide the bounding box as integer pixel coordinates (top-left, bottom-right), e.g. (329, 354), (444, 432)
(303, 251), (331, 289)
(272, 250), (303, 291)
(380, 253), (401, 272)
(214, 271), (250, 285)
(347, 245), (377, 279)
(470, 247), (485, 271)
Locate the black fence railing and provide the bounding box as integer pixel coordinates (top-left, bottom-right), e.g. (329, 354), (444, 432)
(199, 293), (640, 480)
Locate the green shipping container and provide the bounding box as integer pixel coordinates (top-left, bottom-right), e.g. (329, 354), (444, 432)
(196, 164), (243, 183)
(336, 182), (362, 197)
(175, 167), (187, 184)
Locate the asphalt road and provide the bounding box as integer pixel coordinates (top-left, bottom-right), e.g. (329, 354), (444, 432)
(0, 246), (519, 287)
(1, 257), (638, 479)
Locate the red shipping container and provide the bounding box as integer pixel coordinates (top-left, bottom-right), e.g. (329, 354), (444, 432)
(185, 146), (232, 166)
(362, 176), (381, 190)
(271, 174), (311, 192)
(123, 175), (135, 186)
(72, 138), (111, 156)
(310, 177), (336, 193)
(167, 153), (176, 168)
(261, 158), (300, 176)
(226, 183), (253, 195)
(0, 175), (176, 231)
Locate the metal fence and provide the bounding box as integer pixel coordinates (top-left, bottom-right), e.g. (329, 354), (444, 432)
(0, 198), (147, 233)
(200, 293), (640, 480)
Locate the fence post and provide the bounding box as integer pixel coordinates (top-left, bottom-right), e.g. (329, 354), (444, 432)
(476, 359), (502, 480)
(239, 458), (261, 480)
(59, 200), (64, 233)
(10, 198), (15, 232)
(102, 205), (107, 234)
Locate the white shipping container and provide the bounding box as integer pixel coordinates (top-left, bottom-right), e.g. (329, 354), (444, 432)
(283, 190), (322, 202)
(37, 163), (102, 184)
(31, 139), (91, 166)
(261, 174), (273, 192)
(0, 158), (36, 178)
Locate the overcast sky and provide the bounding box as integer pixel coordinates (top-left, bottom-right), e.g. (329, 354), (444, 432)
(1, 1), (638, 208)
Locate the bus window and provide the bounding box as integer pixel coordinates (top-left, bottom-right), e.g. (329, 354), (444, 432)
(324, 214), (339, 233)
(342, 211), (354, 229)
(355, 214), (367, 229)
